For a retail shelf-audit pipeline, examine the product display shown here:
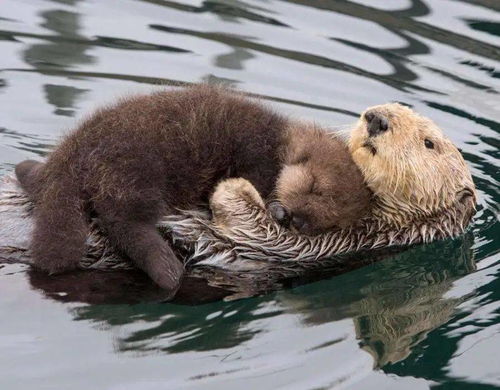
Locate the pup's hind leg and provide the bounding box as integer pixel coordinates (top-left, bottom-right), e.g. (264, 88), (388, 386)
(95, 202), (184, 297)
(108, 221), (184, 297)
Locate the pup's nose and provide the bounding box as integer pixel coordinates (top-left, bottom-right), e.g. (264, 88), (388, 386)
(268, 201), (290, 227)
(365, 111), (389, 137)
(291, 215), (307, 232)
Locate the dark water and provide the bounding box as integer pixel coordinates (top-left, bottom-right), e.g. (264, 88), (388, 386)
(1, 0), (499, 389)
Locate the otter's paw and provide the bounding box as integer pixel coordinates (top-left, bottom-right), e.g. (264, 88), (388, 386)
(210, 178), (265, 228)
(212, 178), (265, 208)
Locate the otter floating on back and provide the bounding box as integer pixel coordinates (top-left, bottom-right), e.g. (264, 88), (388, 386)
(0, 102), (476, 286)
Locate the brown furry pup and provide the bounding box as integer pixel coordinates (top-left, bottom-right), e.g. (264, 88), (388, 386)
(15, 85), (371, 296)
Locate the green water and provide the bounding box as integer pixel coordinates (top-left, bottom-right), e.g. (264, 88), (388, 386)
(0, 1), (499, 389)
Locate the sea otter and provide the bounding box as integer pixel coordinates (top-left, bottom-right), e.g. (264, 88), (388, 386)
(195, 102), (476, 266)
(246, 102), (477, 237)
(349, 103), (476, 227)
(0, 102), (476, 301)
(14, 84), (371, 297)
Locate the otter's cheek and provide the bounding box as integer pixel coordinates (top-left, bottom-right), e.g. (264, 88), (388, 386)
(348, 126), (366, 152)
(351, 147), (373, 171)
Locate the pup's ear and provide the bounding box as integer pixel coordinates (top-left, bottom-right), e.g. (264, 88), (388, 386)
(285, 136), (311, 165)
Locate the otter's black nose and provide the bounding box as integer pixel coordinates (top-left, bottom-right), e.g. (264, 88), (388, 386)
(365, 111), (389, 137)
(268, 201), (290, 227)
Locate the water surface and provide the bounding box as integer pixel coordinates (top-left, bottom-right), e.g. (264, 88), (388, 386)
(0, 1), (499, 389)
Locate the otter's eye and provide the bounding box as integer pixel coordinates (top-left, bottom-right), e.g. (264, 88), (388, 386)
(424, 139), (434, 149)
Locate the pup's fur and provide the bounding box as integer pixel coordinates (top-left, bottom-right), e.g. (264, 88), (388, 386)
(276, 122), (372, 234)
(15, 85), (371, 295)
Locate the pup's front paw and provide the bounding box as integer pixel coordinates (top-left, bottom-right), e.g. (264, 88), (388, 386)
(212, 178), (265, 208)
(210, 178), (265, 228)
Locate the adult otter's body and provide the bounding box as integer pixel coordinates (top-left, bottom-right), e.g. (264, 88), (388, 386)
(14, 85), (371, 296)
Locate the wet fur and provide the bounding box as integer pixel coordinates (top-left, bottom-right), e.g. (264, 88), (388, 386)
(277, 122), (372, 233)
(349, 103), (476, 227)
(15, 84), (370, 295)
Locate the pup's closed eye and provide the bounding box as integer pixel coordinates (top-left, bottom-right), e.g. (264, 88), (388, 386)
(292, 154), (310, 165)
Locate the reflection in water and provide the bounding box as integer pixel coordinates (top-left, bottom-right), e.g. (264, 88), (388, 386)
(279, 234), (476, 368)
(149, 23), (439, 94)
(142, 0), (288, 28)
(44, 84), (88, 116)
(23, 7), (91, 116)
(72, 298), (266, 354)
(466, 20), (500, 37)
(28, 233), (475, 367)
(24, 9), (93, 68)
(301, 0), (499, 94)
(287, 0), (500, 61)
(353, 240), (474, 367)
(215, 46), (254, 71)
(385, 269), (500, 388)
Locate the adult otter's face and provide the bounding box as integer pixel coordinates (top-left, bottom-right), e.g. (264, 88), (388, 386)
(349, 103), (476, 225)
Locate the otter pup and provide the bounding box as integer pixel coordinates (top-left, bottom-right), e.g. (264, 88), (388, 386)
(15, 84), (371, 296)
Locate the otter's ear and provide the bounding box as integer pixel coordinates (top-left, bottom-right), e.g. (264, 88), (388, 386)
(457, 188), (475, 205)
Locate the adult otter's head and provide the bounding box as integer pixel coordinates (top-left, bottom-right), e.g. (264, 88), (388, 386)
(273, 123), (372, 235)
(349, 103), (476, 227)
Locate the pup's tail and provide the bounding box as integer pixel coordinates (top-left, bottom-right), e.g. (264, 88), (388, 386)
(15, 159), (44, 198)
(15, 159), (88, 273)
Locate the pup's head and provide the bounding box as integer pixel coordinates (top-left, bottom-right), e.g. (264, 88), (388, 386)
(349, 103), (476, 226)
(273, 124), (372, 235)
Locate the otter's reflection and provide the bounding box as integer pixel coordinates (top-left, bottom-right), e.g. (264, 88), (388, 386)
(23, 5), (92, 117)
(26, 233), (475, 366)
(279, 234), (475, 367)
